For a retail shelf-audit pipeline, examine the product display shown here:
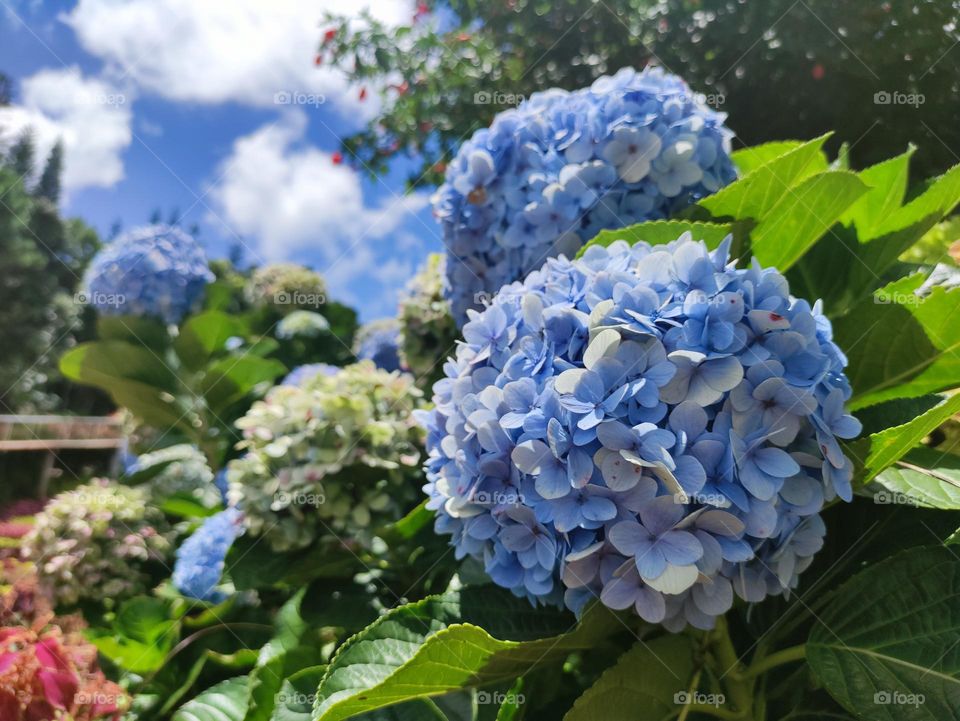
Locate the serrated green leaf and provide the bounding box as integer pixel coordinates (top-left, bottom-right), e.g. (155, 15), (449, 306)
(173, 677), (250, 721)
(750, 170), (868, 269)
(562, 635), (695, 721)
(839, 147), (914, 238)
(871, 448), (960, 509)
(807, 547), (960, 721)
(698, 134), (830, 221)
(271, 666), (326, 721)
(175, 311), (248, 370)
(312, 588), (619, 721)
(730, 140), (805, 176)
(849, 393), (960, 485)
(577, 220), (734, 257)
(840, 276), (960, 408)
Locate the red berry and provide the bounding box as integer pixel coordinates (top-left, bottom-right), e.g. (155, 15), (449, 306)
(359, 87), (367, 100)
(332, 151), (343, 165)
(314, 53), (323, 66)
(323, 28), (337, 43)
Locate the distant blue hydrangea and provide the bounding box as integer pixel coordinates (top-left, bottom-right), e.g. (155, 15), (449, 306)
(83, 224), (214, 324)
(281, 363), (340, 387)
(213, 469), (230, 503)
(420, 235), (861, 631)
(433, 67), (737, 323)
(172, 507), (244, 602)
(354, 319), (403, 372)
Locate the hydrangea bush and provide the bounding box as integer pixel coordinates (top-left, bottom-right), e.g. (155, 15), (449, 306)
(433, 67), (736, 322)
(21, 480), (173, 608)
(0, 624), (127, 721)
(280, 362), (340, 387)
(83, 225), (214, 324)
(353, 318), (403, 372)
(227, 362), (425, 551)
(398, 254), (458, 385)
(421, 236), (860, 629)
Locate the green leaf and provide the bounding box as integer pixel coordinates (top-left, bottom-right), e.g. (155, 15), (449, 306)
(173, 677), (250, 721)
(91, 597), (179, 674)
(60, 340), (179, 392)
(381, 499), (434, 541)
(839, 147), (914, 239)
(698, 134), (830, 221)
(749, 171), (869, 270)
(97, 314), (170, 351)
(271, 666), (326, 721)
(577, 219), (734, 257)
(160, 493), (220, 519)
(807, 547), (960, 721)
(850, 392), (960, 485)
(563, 635), (695, 721)
(175, 311), (249, 370)
(227, 536), (360, 591)
(730, 140), (805, 176)
(871, 448), (960, 509)
(840, 276), (960, 408)
(59, 341), (188, 429)
(495, 679), (525, 721)
(312, 588), (619, 721)
(201, 355), (286, 414)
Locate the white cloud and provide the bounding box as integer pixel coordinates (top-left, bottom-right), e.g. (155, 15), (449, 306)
(0, 66), (132, 192)
(209, 111), (430, 310)
(64, 0), (412, 121)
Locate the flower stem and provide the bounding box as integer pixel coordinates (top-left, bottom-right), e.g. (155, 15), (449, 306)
(709, 615), (754, 718)
(740, 644), (807, 680)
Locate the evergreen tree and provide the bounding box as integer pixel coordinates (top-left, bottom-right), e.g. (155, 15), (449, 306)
(6, 129), (35, 179)
(36, 140), (63, 203)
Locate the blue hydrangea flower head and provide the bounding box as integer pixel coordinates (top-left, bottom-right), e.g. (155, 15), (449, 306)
(421, 234), (861, 630)
(433, 67), (737, 323)
(354, 318), (403, 372)
(84, 224), (214, 324)
(281, 363), (340, 387)
(172, 507), (244, 602)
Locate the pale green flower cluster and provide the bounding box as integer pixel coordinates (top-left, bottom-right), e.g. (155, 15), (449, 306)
(227, 361), (426, 552)
(244, 262), (327, 313)
(398, 253), (458, 386)
(21, 479), (173, 607)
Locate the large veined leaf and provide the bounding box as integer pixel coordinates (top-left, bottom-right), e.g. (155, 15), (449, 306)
(96, 314), (170, 351)
(200, 355), (287, 414)
(807, 547), (960, 721)
(175, 310), (249, 371)
(563, 635), (695, 721)
(749, 170), (868, 270)
(849, 392), (960, 485)
(60, 340), (179, 393)
(311, 588), (620, 721)
(698, 134), (830, 221)
(577, 220), (735, 256)
(838, 276), (960, 408)
(90, 597), (179, 674)
(173, 677), (250, 721)
(871, 447), (960, 510)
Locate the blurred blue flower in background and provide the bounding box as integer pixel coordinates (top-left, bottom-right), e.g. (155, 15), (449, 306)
(83, 224), (214, 324)
(421, 235), (860, 630)
(354, 318), (403, 372)
(172, 507), (244, 602)
(433, 67), (737, 323)
(281, 362), (340, 387)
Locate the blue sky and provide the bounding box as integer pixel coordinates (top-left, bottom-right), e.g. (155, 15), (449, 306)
(0, 0), (438, 321)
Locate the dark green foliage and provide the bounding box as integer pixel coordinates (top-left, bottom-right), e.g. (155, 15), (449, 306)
(321, 0), (959, 187)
